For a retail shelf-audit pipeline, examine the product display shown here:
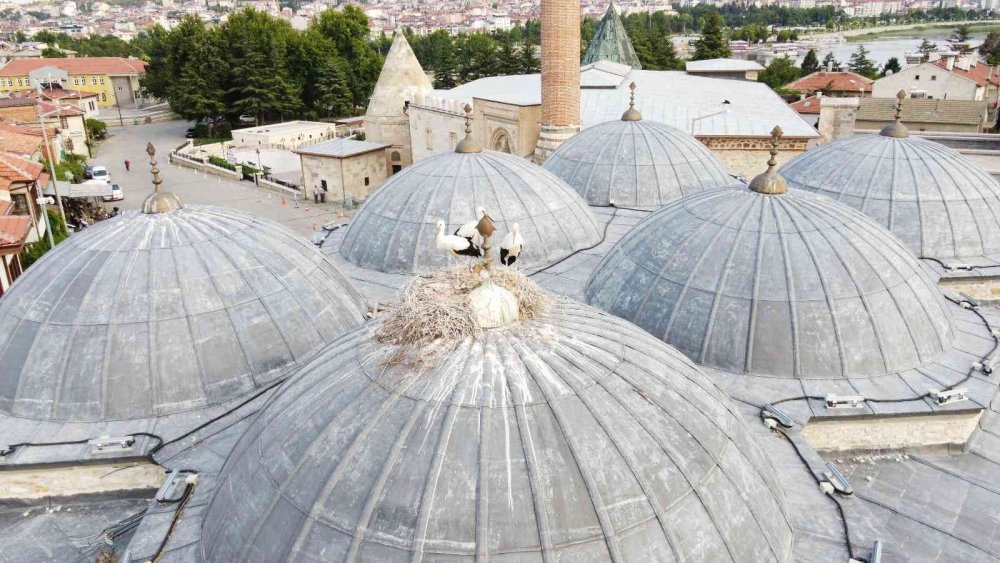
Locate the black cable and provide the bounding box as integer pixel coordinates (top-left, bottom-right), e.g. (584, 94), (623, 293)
(149, 482), (194, 562)
(774, 427), (860, 562)
(920, 255), (1000, 271)
(529, 207), (620, 277)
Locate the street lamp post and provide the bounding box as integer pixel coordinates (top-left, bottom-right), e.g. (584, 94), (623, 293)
(255, 147), (261, 186)
(35, 101), (68, 227)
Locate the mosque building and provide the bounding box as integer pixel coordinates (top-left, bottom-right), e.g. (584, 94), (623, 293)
(373, 3), (819, 179)
(3, 1), (1000, 562)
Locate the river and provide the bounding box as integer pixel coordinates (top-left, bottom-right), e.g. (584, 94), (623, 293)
(796, 32), (992, 67)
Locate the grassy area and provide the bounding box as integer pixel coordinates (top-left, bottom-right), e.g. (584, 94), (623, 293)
(194, 135), (232, 146)
(847, 23), (1000, 42)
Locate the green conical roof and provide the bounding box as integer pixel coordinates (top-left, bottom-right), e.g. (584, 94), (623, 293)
(582, 4), (642, 69)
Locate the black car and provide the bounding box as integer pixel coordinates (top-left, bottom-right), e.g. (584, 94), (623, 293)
(83, 165), (93, 179)
(185, 127), (197, 138)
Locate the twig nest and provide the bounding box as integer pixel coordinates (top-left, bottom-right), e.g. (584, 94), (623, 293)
(468, 270), (518, 329)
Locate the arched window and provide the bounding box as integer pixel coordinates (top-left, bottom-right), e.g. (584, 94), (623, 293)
(491, 129), (513, 154)
(391, 151), (401, 162)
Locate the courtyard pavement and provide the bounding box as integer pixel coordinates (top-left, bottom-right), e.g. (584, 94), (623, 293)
(91, 120), (348, 238)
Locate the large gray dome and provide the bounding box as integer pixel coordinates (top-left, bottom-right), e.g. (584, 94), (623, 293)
(0, 206), (367, 421)
(585, 186), (954, 379)
(779, 133), (1000, 260)
(340, 149), (602, 274)
(203, 300), (793, 562)
(542, 118), (735, 207)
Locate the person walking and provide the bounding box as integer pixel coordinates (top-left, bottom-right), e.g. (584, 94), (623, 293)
(124, 159), (131, 172)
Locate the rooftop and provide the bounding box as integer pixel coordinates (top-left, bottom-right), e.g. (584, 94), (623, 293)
(0, 57), (147, 77)
(232, 120), (333, 135)
(581, 3), (642, 69)
(293, 137), (389, 158)
(932, 59), (1000, 86)
(857, 97), (986, 126)
(685, 58), (765, 72)
(788, 71), (874, 94)
(421, 68), (819, 138)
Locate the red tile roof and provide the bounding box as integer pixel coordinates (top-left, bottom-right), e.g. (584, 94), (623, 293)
(14, 88), (99, 101)
(932, 60), (1000, 87)
(0, 125), (43, 156)
(788, 71), (874, 94)
(0, 153), (44, 191)
(0, 57), (147, 77)
(0, 215), (32, 248)
(789, 96), (822, 114)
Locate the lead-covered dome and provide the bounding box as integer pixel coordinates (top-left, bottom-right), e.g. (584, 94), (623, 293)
(203, 299), (793, 562)
(543, 92), (735, 208)
(779, 94), (1000, 260)
(340, 129), (601, 274)
(0, 205), (367, 421)
(586, 142), (954, 380)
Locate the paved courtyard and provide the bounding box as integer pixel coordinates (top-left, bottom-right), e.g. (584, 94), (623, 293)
(92, 120), (347, 238)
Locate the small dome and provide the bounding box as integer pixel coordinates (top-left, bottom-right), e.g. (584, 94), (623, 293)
(0, 206), (367, 421)
(340, 150), (602, 273)
(542, 119), (735, 207)
(202, 300), (793, 562)
(780, 133), (1000, 260)
(585, 186), (954, 379)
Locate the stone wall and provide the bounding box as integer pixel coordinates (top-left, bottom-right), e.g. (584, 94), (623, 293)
(300, 149), (389, 202)
(939, 275), (1000, 302)
(407, 105), (465, 162)
(802, 410), (982, 454)
(699, 137), (808, 180)
(475, 99), (541, 158)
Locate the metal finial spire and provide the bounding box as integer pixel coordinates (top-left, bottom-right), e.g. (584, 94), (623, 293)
(621, 82), (642, 121)
(141, 142), (183, 214)
(748, 126), (788, 195)
(455, 103), (482, 153)
(880, 90), (910, 138)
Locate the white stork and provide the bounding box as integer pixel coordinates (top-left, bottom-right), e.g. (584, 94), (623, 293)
(454, 207), (487, 249)
(436, 220), (483, 263)
(500, 223), (523, 267)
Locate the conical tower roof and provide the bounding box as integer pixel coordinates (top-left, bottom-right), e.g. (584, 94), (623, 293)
(582, 4), (642, 69)
(366, 32), (433, 119)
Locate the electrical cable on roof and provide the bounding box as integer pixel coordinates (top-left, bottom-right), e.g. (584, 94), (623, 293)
(529, 207), (621, 277)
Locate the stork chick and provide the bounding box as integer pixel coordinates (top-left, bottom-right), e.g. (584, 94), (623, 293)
(500, 223), (523, 267)
(454, 207), (487, 248)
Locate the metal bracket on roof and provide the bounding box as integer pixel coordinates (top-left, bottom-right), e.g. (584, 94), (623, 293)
(87, 435), (135, 455)
(973, 356), (998, 375)
(155, 469), (181, 502)
(762, 403), (794, 428)
(959, 292), (980, 308)
(823, 461), (853, 495)
(930, 388), (968, 405)
(825, 394), (866, 409)
(946, 262), (974, 271)
(871, 540), (884, 563)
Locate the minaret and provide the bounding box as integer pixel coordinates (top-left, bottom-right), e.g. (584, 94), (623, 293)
(532, 0), (581, 164)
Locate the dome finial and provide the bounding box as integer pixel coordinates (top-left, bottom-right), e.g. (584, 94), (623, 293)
(141, 142), (183, 214)
(455, 103), (482, 153)
(748, 126), (788, 195)
(621, 82), (642, 121)
(880, 90), (910, 138)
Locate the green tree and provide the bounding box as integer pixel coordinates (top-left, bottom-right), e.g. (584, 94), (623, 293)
(801, 49), (820, 75)
(170, 40), (227, 126)
(882, 57), (902, 76)
(953, 24), (971, 42)
(848, 45), (878, 79)
(314, 58), (354, 117)
(692, 10), (730, 60)
(821, 52), (841, 71)
(496, 35), (520, 76)
(457, 34), (498, 82)
(980, 31), (1000, 65)
(312, 7), (383, 108)
(518, 42), (539, 74)
(758, 57), (801, 89)
(918, 38), (938, 56)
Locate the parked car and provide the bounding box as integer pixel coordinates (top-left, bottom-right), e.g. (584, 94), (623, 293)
(185, 127), (197, 138)
(83, 165), (93, 179)
(102, 183), (123, 202)
(91, 165), (110, 183)
(238, 114), (256, 125)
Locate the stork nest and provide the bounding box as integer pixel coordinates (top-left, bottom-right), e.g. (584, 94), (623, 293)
(375, 265), (551, 368)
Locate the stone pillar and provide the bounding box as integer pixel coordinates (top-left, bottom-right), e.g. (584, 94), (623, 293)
(532, 0), (580, 164)
(818, 96), (860, 142)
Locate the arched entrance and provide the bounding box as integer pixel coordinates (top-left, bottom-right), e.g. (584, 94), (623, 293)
(491, 129), (513, 154)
